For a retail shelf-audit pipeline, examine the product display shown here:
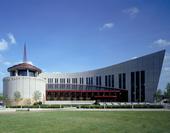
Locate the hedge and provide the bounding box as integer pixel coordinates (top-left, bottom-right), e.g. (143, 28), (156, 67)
(6, 104), (164, 109)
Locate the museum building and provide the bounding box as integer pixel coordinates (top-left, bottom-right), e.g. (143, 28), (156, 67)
(3, 45), (165, 104)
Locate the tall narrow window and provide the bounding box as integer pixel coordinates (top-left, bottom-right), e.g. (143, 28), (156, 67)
(141, 71), (145, 102)
(119, 74), (122, 88)
(55, 78), (57, 83)
(111, 75), (114, 88)
(86, 78), (88, 85)
(108, 75), (111, 87)
(105, 75), (108, 87)
(96, 76), (98, 86)
(99, 76), (101, 86)
(123, 73), (126, 89)
(75, 78), (77, 84)
(79, 77), (81, 84)
(131, 72), (135, 102)
(82, 78), (84, 85)
(91, 77), (93, 85)
(67, 78), (70, 84)
(136, 71), (140, 102)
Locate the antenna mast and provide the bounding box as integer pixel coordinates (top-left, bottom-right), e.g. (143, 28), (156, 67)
(23, 43), (27, 63)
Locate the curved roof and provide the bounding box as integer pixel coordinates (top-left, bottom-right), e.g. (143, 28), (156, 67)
(7, 63), (42, 73)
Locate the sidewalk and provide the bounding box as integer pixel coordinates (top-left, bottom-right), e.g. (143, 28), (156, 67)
(0, 108), (170, 113)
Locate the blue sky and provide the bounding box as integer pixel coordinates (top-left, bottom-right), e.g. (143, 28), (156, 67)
(0, 0), (170, 92)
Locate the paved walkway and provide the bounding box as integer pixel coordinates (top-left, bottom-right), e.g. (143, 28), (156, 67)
(0, 108), (170, 113)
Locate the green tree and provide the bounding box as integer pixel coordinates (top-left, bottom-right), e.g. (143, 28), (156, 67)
(14, 91), (21, 105)
(2, 95), (10, 106)
(154, 89), (162, 102)
(164, 83), (170, 103)
(0, 95), (4, 101)
(23, 98), (32, 105)
(33, 90), (41, 102)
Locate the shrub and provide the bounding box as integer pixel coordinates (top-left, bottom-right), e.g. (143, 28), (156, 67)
(33, 101), (42, 106)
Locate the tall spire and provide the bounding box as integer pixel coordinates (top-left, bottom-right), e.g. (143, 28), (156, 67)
(23, 43), (27, 63)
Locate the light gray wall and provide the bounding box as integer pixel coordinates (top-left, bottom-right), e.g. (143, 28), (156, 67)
(40, 50), (165, 102)
(3, 76), (46, 101)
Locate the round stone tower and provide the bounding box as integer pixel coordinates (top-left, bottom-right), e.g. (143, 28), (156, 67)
(3, 45), (46, 105)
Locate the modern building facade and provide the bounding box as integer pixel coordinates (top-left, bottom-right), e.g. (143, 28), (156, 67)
(3, 46), (165, 104)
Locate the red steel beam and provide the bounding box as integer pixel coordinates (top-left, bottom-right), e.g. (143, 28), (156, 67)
(46, 90), (121, 93)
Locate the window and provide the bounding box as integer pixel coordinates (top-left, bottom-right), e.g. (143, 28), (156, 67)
(60, 78), (65, 84)
(75, 78), (77, 84)
(29, 70), (35, 77)
(96, 76), (98, 85)
(86, 78), (88, 85)
(136, 71), (140, 102)
(108, 75), (111, 87)
(79, 78), (81, 84)
(88, 77), (91, 85)
(91, 77), (93, 85)
(72, 78), (77, 84)
(111, 75), (114, 88)
(82, 78), (84, 85)
(55, 78), (58, 84)
(141, 71), (145, 102)
(123, 73), (126, 89)
(48, 78), (53, 84)
(67, 78), (69, 84)
(18, 70), (27, 76)
(105, 75), (108, 87)
(99, 76), (101, 86)
(131, 71), (145, 102)
(79, 77), (83, 85)
(119, 74), (122, 88)
(10, 71), (15, 76)
(131, 72), (135, 102)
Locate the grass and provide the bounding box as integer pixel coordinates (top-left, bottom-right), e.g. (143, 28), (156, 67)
(0, 111), (169, 133)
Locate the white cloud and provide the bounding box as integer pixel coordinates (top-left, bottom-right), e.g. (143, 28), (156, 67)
(7, 33), (16, 44)
(0, 33), (16, 51)
(131, 56), (137, 59)
(99, 22), (114, 31)
(123, 7), (139, 17)
(154, 39), (170, 47)
(0, 39), (8, 51)
(27, 61), (33, 65)
(14, 60), (33, 65)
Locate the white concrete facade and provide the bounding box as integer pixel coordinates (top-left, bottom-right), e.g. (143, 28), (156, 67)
(3, 76), (46, 101)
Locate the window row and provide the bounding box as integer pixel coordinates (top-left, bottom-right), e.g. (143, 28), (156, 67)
(105, 75), (114, 88)
(86, 77), (93, 85)
(118, 73), (126, 89)
(131, 71), (145, 102)
(48, 74), (117, 88)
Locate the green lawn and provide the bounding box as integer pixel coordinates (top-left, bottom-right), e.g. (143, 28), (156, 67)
(0, 111), (170, 133)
